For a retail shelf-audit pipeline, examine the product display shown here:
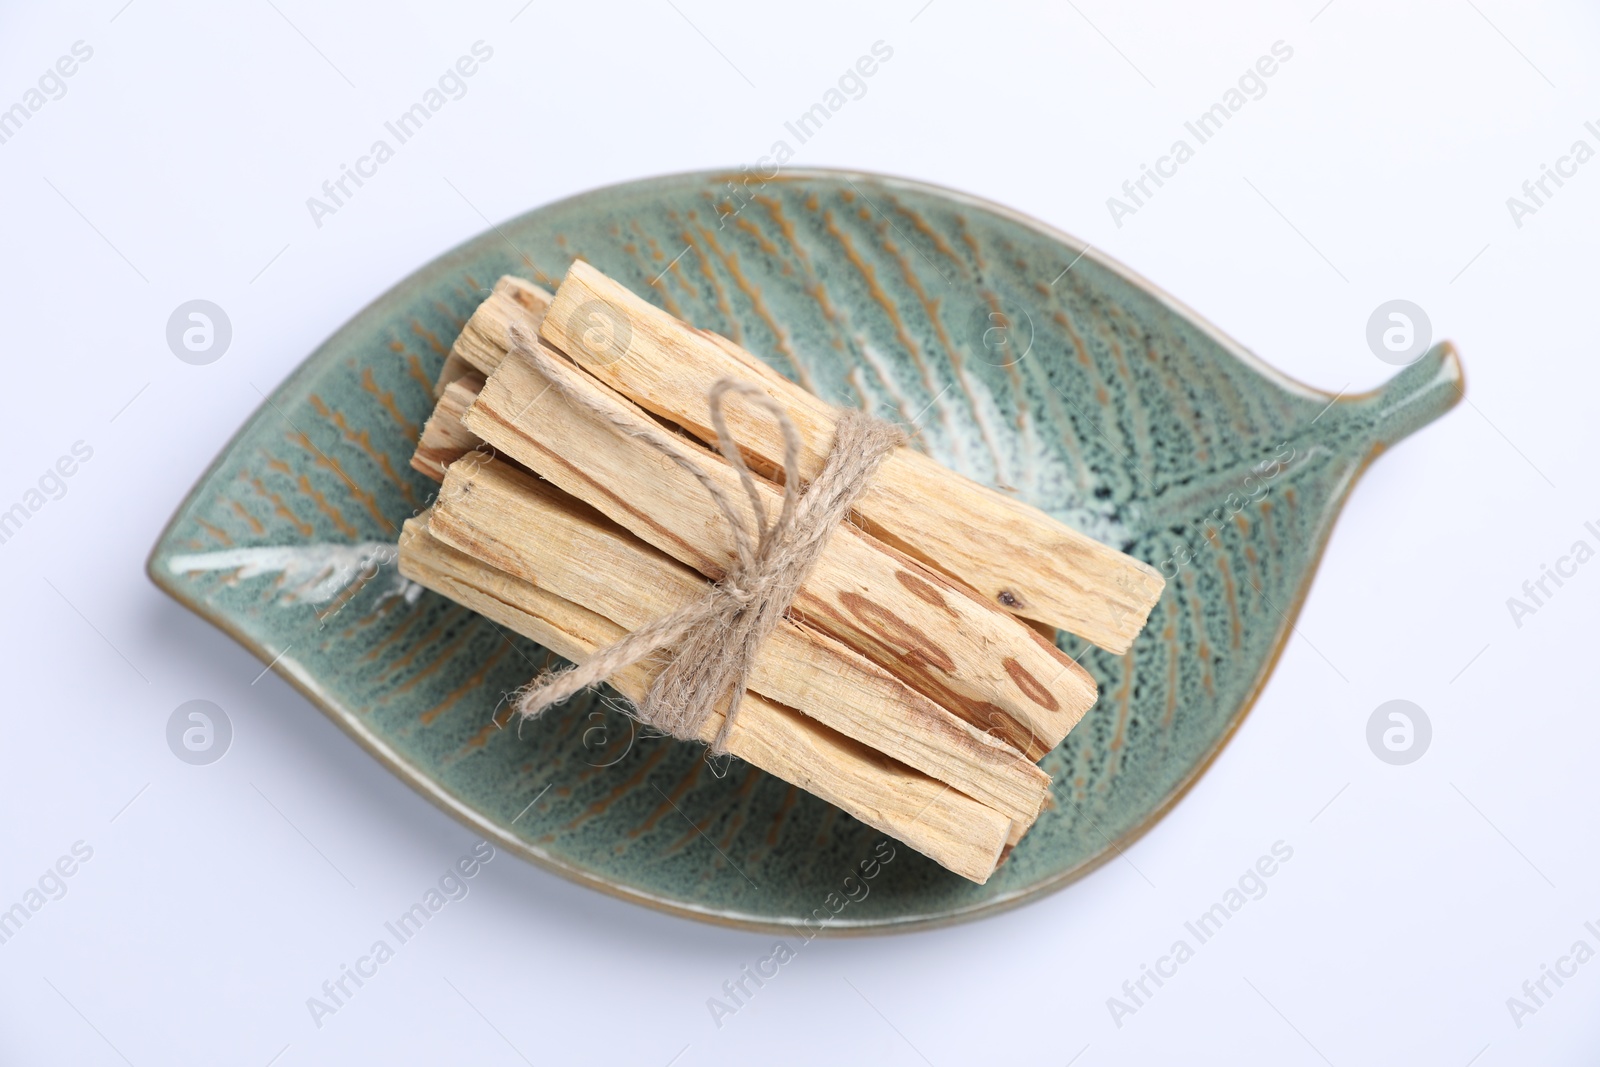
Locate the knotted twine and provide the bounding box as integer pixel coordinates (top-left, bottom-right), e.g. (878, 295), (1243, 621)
(507, 325), (906, 756)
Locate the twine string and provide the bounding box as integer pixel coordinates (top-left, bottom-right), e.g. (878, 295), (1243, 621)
(507, 325), (904, 755)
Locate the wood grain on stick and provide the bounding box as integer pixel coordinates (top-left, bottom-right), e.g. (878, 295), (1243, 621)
(535, 261), (1164, 652)
(429, 454), (1050, 838)
(462, 340), (1096, 760)
(396, 516), (1011, 883)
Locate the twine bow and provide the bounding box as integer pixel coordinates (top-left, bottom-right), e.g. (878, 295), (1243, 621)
(508, 325), (905, 755)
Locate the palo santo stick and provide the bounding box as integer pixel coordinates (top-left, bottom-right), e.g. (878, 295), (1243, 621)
(430, 454), (1050, 838)
(397, 516), (1011, 882)
(539, 261), (1164, 652)
(463, 339), (1095, 760)
(446, 275), (553, 380)
(411, 373), (485, 481)
(433, 352), (478, 400)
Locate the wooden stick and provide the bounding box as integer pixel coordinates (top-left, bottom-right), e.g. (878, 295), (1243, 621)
(430, 453), (1050, 838)
(411, 373), (485, 481)
(434, 274), (547, 396)
(537, 261), (1164, 652)
(462, 339), (1096, 760)
(446, 275), (553, 380)
(397, 516), (1011, 883)
(433, 352), (478, 400)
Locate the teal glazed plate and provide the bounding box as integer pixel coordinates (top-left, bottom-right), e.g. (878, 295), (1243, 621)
(148, 170), (1463, 933)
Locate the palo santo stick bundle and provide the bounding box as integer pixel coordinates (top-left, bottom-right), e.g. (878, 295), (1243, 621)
(397, 518), (1011, 881)
(397, 262), (1164, 882)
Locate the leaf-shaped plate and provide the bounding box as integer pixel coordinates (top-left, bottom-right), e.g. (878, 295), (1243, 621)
(148, 170), (1462, 933)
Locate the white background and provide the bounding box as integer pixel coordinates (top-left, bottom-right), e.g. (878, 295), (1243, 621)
(2, 1), (1597, 1064)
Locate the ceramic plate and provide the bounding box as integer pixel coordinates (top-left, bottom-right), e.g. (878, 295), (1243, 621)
(148, 170), (1462, 933)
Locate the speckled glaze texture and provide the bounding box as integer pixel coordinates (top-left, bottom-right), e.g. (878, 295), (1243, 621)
(148, 171), (1462, 933)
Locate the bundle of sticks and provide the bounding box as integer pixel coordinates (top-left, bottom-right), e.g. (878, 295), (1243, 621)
(399, 261), (1164, 883)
